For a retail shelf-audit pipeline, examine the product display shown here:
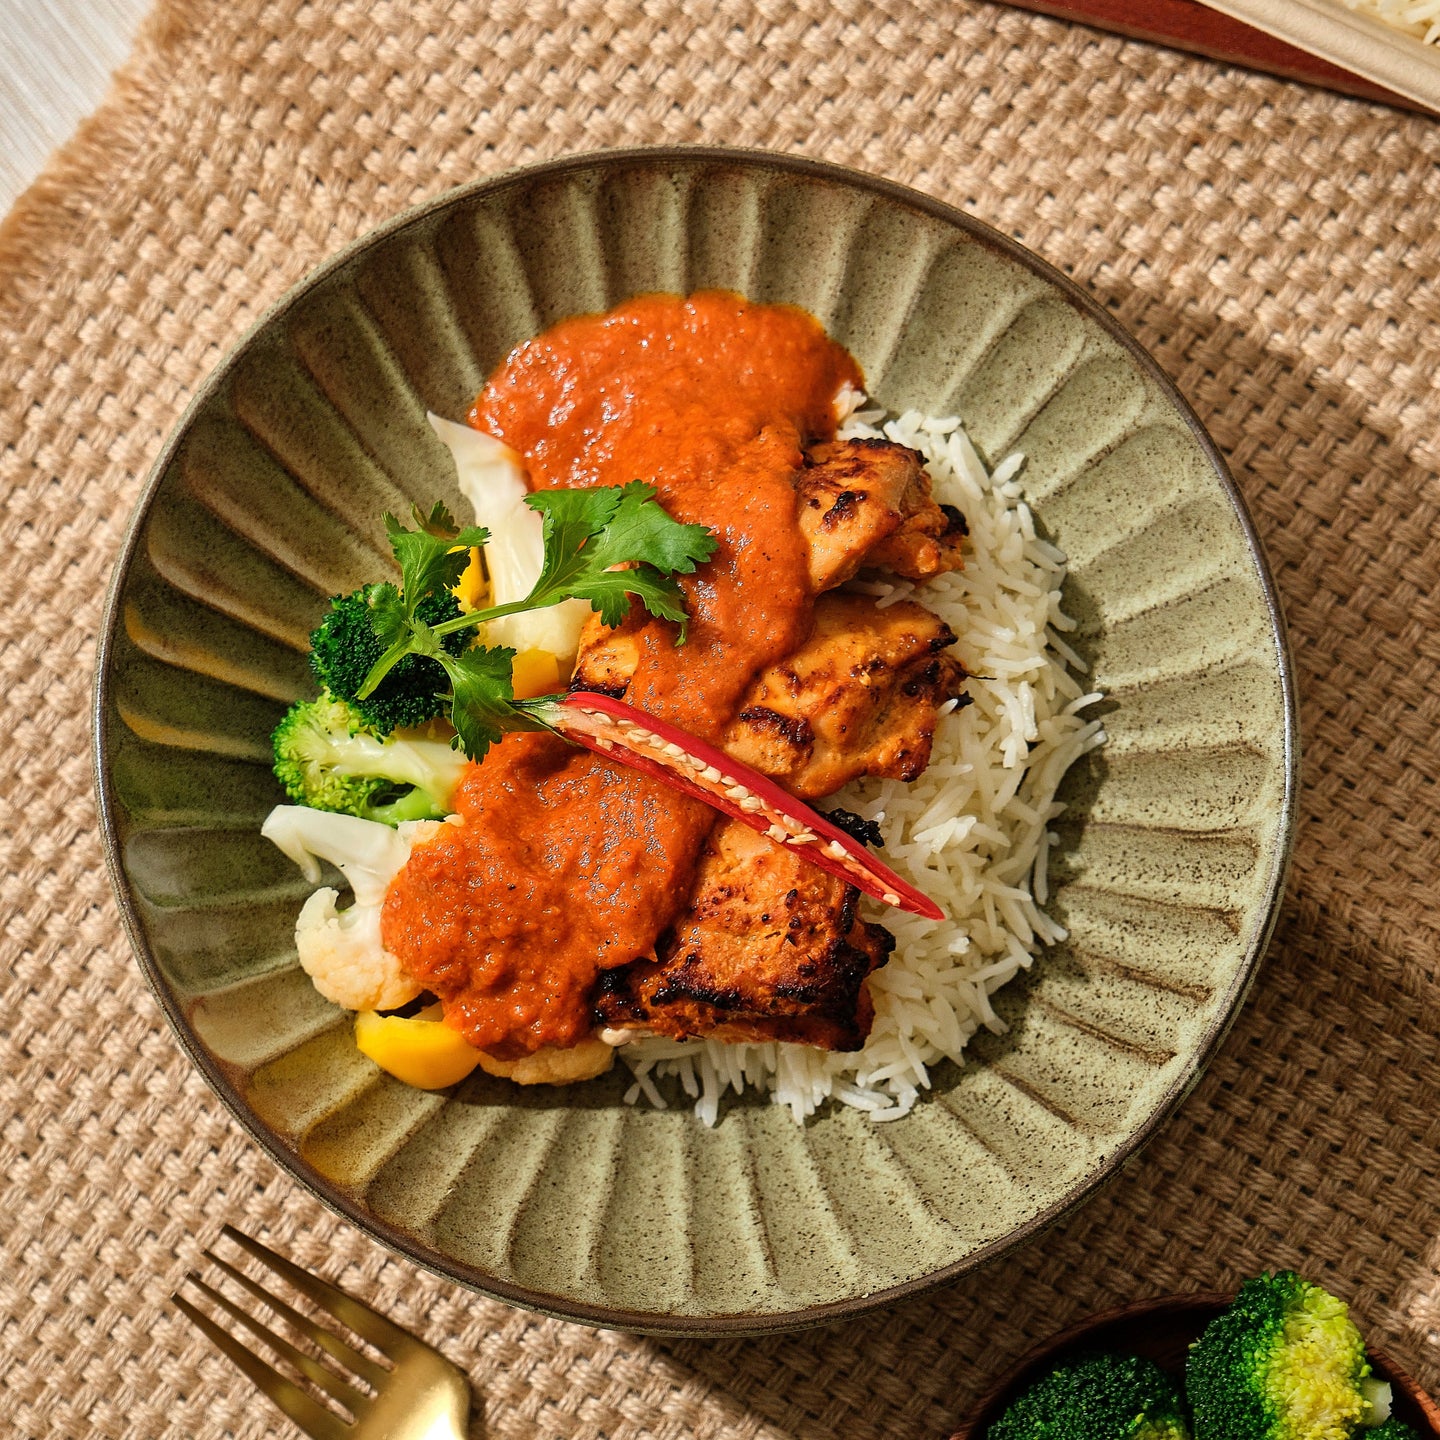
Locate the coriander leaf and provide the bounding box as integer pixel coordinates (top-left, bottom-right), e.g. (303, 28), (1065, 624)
(522, 482), (716, 635)
(581, 481), (718, 576)
(520, 487), (623, 612)
(524, 487), (623, 598)
(383, 510), (490, 619)
(355, 582), (419, 700)
(359, 507), (487, 700)
(404, 615), (442, 659)
(363, 582), (409, 650)
(350, 483), (718, 750)
(435, 644), (546, 762)
(564, 565), (692, 637)
(412, 500), (462, 539)
(357, 612), (446, 701)
(437, 646), (514, 760)
(524, 485), (624, 533)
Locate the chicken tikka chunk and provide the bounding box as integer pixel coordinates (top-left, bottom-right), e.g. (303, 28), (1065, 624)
(797, 438), (966, 591)
(594, 819), (894, 1051)
(722, 592), (967, 799)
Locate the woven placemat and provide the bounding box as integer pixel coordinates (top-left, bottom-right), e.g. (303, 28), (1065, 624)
(3, 1), (1440, 1435)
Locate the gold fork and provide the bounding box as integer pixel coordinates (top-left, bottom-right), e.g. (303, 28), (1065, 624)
(174, 1224), (471, 1440)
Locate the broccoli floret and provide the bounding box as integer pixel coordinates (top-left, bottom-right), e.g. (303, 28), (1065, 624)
(1366, 1420), (1418, 1440)
(272, 690), (467, 825)
(989, 1352), (1191, 1440)
(309, 586), (468, 734)
(1187, 1272), (1375, 1440)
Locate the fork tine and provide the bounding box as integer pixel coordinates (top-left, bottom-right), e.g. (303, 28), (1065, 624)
(174, 1292), (352, 1440)
(185, 1272), (371, 1413)
(222, 1226), (405, 1356)
(204, 1249), (388, 1390)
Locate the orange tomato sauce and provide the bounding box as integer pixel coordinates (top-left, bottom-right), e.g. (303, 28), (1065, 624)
(381, 292), (861, 1056)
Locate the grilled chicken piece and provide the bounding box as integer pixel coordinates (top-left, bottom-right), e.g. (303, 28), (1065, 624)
(797, 438), (966, 592)
(577, 438), (963, 1052)
(723, 592), (966, 799)
(594, 820), (894, 1050)
(573, 593), (966, 799)
(569, 608), (645, 699)
(571, 437), (966, 700)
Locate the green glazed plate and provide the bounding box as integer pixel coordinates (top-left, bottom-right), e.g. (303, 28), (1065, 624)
(94, 148), (1297, 1335)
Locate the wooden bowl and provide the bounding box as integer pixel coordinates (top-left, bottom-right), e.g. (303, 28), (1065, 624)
(951, 1294), (1440, 1438)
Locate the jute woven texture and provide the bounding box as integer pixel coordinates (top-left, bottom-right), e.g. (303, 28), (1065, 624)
(3, 1), (1440, 1435)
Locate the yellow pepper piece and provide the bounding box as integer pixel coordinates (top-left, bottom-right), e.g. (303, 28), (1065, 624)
(510, 648), (562, 699)
(354, 1004), (482, 1090)
(452, 547), (485, 612)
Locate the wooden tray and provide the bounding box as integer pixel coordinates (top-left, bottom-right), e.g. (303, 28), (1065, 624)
(1000, 0), (1436, 113)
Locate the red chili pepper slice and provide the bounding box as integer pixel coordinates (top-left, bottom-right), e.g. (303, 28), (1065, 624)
(530, 691), (944, 921)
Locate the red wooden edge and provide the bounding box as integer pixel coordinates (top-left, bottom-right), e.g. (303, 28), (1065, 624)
(1000, 0), (1438, 115)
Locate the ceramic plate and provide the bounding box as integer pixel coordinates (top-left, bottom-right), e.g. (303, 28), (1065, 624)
(94, 147), (1297, 1334)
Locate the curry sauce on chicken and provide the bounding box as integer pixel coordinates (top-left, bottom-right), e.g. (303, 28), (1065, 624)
(380, 292), (967, 1064)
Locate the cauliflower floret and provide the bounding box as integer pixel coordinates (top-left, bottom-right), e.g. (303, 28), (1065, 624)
(262, 805), (448, 1012)
(294, 888), (418, 1012)
(473, 1037), (616, 1086)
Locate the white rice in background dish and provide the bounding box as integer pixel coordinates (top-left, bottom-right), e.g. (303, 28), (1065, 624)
(619, 396), (1107, 1125)
(1336, 0), (1440, 42)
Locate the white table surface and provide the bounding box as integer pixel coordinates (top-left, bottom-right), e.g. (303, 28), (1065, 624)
(0, 0), (152, 217)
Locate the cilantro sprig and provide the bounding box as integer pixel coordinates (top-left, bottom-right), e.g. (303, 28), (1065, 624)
(355, 484), (717, 761)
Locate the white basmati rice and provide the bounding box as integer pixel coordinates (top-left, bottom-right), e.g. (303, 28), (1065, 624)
(620, 398), (1106, 1125)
